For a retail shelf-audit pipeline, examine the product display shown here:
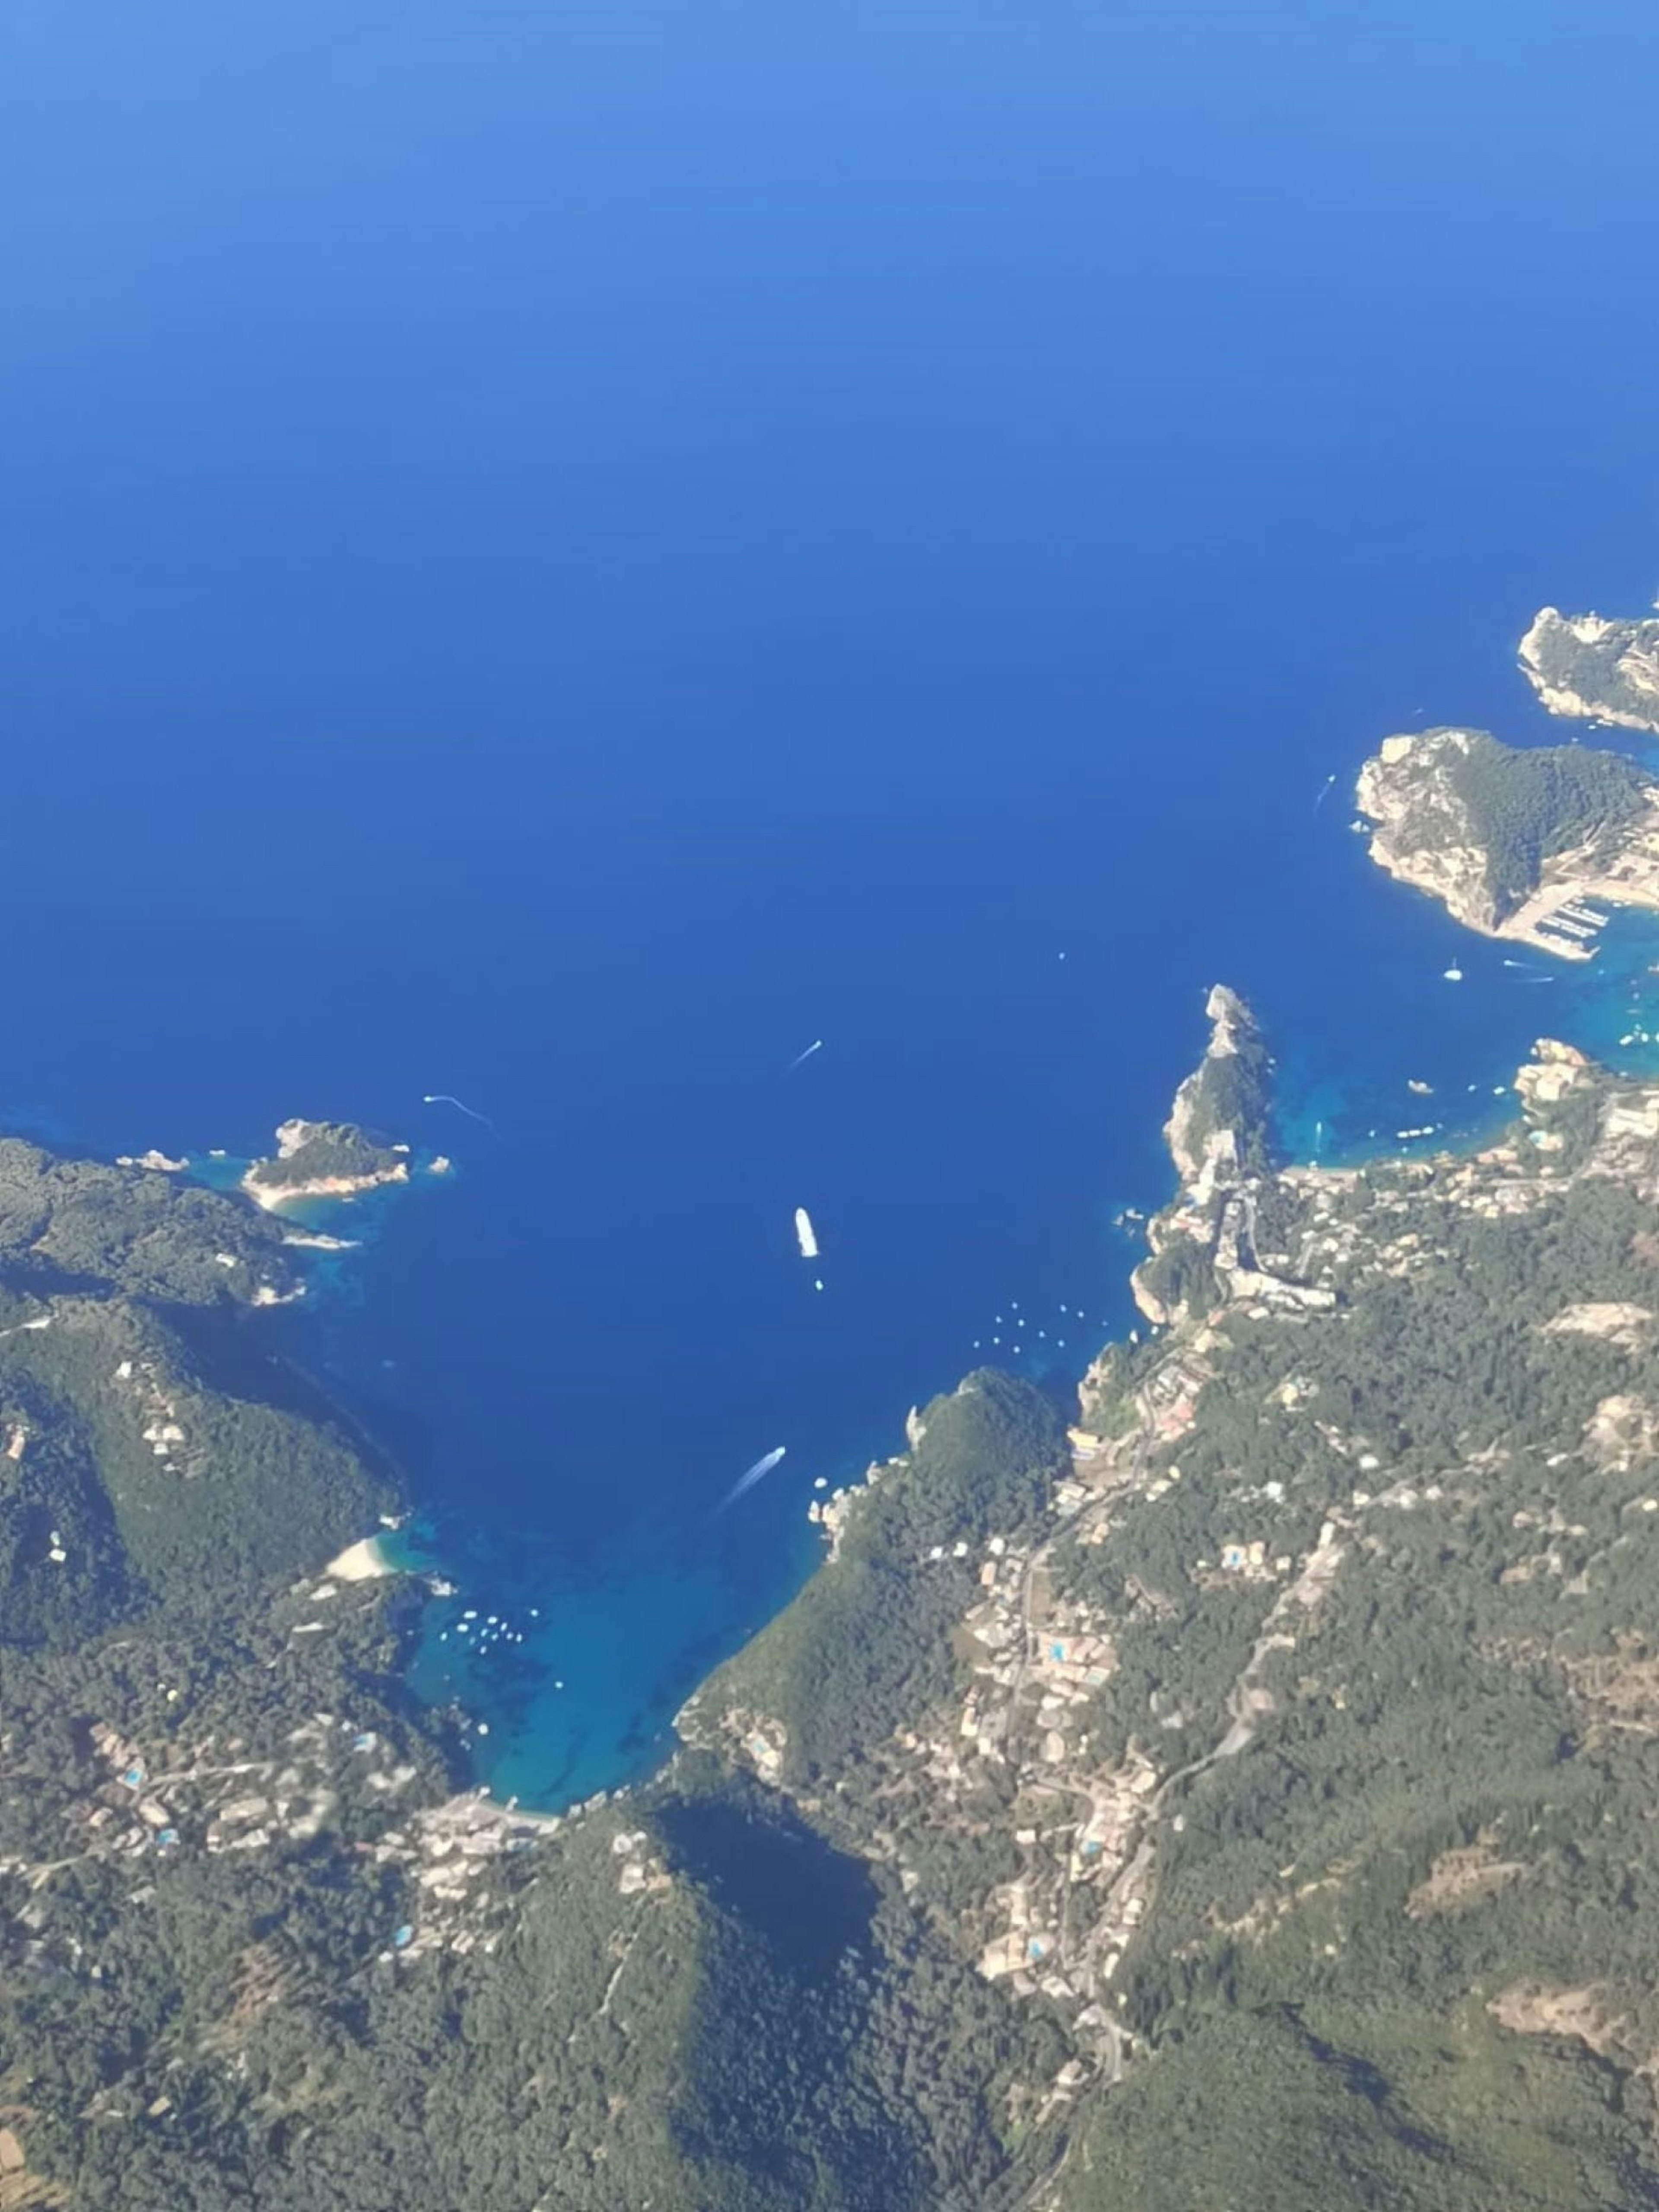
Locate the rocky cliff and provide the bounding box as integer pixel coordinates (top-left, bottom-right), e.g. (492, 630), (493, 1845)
(242, 1117), (413, 1207)
(1520, 604), (1659, 733)
(1162, 983), (1271, 1196)
(1356, 723), (1659, 951)
(1126, 987), (1328, 1329)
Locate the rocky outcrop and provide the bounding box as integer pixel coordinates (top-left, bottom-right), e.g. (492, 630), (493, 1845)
(1132, 990), (1327, 1327)
(1163, 985), (1271, 1199)
(1357, 725), (1659, 954)
(1513, 1036), (1591, 1111)
(0, 1138), (296, 1306)
(1357, 729), (1508, 933)
(243, 1119), (411, 1209)
(1520, 606), (1659, 734)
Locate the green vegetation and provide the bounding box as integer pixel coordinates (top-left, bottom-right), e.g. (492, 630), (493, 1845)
(3, 1790), (698, 2212)
(1524, 606), (1659, 735)
(660, 1770), (1048, 2212)
(0, 1274), (394, 1655)
(0, 1137), (295, 1303)
(1170, 987), (1274, 1182)
(1128, 1235), (1219, 1325)
(1042, 1073), (1659, 2205)
(1059, 2002), (1659, 2212)
(245, 1121), (407, 1196)
(0, 1136), (1062, 2212)
(1441, 729), (1650, 917)
(693, 1371), (1067, 1780)
(18, 1013), (1659, 2209)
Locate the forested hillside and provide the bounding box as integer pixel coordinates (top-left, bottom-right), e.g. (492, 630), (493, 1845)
(14, 1021), (1659, 2209)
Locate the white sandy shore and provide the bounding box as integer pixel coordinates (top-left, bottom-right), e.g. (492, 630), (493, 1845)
(324, 1535), (397, 1582)
(242, 1164), (410, 1212)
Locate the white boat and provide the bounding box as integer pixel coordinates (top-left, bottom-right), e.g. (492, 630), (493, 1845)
(794, 1206), (819, 1259)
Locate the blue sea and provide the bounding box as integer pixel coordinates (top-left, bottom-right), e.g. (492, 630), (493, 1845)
(5, 0), (1659, 1805)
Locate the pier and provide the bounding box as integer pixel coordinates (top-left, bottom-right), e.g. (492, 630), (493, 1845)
(1504, 885), (1614, 961)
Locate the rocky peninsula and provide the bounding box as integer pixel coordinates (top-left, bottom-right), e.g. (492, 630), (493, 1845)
(0, 1134), (299, 1305)
(1520, 604), (1659, 733)
(1356, 723), (1659, 956)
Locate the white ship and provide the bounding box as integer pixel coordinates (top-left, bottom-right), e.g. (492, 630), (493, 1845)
(794, 1206), (819, 1260)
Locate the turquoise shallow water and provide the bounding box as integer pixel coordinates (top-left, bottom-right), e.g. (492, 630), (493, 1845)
(325, 825), (1659, 1813)
(4, 0), (1659, 1807)
(1277, 898), (1659, 1168)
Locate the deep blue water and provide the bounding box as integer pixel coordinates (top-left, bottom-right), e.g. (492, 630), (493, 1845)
(5, 0), (1659, 1804)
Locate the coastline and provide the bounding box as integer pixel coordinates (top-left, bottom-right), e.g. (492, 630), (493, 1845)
(1499, 859), (1659, 960)
(1357, 728), (1659, 962)
(290, 932), (1659, 1815)
(57, 606), (1659, 1824)
(242, 1162), (412, 1210)
(1519, 606), (1659, 734)
(1362, 834), (1659, 963)
(323, 1532), (399, 1582)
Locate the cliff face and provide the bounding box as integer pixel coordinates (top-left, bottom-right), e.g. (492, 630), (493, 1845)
(1127, 987), (1325, 1329)
(1520, 605), (1659, 734)
(243, 1117), (412, 1207)
(1357, 723), (1659, 951)
(1163, 983), (1271, 1196)
(1356, 728), (1516, 933)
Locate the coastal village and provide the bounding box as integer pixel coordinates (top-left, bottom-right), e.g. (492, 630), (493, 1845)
(687, 1015), (1659, 2128)
(12, 627), (1659, 2198)
(12, 1010), (1659, 2156)
(759, 1359), (1348, 2102)
(0, 1528), (668, 1999)
(0, 1108), (680, 2205)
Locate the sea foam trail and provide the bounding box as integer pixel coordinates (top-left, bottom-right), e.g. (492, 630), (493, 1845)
(718, 1445), (786, 1512)
(423, 1092), (497, 1131)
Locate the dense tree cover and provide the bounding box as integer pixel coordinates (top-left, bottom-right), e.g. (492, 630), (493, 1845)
(1170, 989), (1274, 1182)
(0, 1137), (295, 1303)
(0, 1155), (1060, 2212)
(245, 1123), (407, 1195)
(19, 1052), (1659, 2208)
(1128, 1237), (1219, 1326)
(660, 1769), (1053, 2212)
(1439, 729), (1652, 917)
(1058, 2001), (1659, 2212)
(1048, 1120), (1659, 2205)
(0, 1297), (392, 1643)
(1526, 608), (1659, 734)
(5, 1806), (702, 2212)
(0, 1367), (130, 1646)
(693, 1372), (1068, 1779)
(2, 1655), (1049, 2212)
